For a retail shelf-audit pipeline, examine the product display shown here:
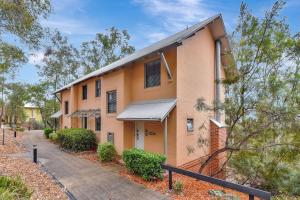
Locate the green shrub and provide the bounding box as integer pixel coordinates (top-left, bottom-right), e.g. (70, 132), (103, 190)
(122, 148), (166, 181)
(43, 128), (53, 138)
(0, 176), (31, 200)
(56, 128), (96, 152)
(49, 132), (58, 142)
(173, 180), (183, 194)
(97, 142), (116, 162)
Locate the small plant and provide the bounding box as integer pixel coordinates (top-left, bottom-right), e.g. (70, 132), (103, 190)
(43, 128), (53, 139)
(0, 176), (32, 200)
(97, 142), (116, 162)
(49, 132), (58, 142)
(208, 190), (225, 198)
(173, 180), (183, 194)
(122, 148), (166, 181)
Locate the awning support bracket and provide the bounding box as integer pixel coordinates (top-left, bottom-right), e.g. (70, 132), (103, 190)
(160, 52), (173, 80)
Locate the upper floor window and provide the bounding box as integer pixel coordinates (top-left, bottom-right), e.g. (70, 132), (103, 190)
(95, 80), (101, 97)
(82, 85), (87, 100)
(145, 59), (161, 88)
(107, 90), (117, 113)
(95, 117), (101, 131)
(64, 101), (69, 114)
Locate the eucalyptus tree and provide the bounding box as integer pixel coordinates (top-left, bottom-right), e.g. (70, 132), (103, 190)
(37, 30), (80, 92)
(196, 0), (300, 194)
(0, 0), (51, 125)
(80, 27), (135, 74)
(5, 82), (29, 126)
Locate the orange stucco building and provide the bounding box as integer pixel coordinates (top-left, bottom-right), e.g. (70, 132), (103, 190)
(54, 15), (232, 174)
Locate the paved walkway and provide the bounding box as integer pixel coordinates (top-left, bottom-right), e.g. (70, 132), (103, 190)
(20, 130), (169, 200)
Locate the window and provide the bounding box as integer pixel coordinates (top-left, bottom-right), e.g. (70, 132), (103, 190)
(107, 90), (117, 113)
(145, 59), (161, 88)
(82, 117), (87, 129)
(64, 101), (69, 114)
(82, 85), (87, 100)
(95, 80), (101, 97)
(95, 117), (101, 131)
(187, 118), (194, 132)
(107, 132), (114, 144)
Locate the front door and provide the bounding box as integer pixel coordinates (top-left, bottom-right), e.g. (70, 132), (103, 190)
(135, 121), (144, 149)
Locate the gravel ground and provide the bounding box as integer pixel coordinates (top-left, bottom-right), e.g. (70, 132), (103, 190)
(0, 129), (68, 200)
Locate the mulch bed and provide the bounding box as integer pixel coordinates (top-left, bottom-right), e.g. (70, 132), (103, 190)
(0, 130), (26, 154)
(119, 170), (250, 200)
(72, 149), (249, 199)
(0, 129), (68, 200)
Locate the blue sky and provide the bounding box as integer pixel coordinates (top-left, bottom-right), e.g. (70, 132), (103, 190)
(15, 0), (300, 84)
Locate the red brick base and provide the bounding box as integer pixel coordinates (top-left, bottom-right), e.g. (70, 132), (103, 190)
(180, 119), (227, 179)
(209, 119), (227, 179)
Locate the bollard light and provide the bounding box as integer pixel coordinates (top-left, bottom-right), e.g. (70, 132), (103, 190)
(33, 145), (37, 163)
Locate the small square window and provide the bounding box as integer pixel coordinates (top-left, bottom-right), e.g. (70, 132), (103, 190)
(107, 132), (114, 144)
(187, 118), (194, 132)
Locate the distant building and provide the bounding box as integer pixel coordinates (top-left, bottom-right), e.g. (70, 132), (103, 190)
(23, 103), (42, 123)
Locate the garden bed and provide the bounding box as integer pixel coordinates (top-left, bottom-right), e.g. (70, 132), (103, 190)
(0, 129), (68, 200)
(72, 148), (249, 199)
(119, 169), (250, 200)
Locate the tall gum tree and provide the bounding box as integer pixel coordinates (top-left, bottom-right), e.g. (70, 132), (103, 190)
(196, 0), (300, 194)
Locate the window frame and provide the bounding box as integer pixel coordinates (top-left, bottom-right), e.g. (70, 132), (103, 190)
(82, 117), (88, 129)
(95, 117), (101, 131)
(82, 85), (88, 100)
(107, 90), (117, 113)
(95, 79), (101, 97)
(187, 118), (194, 132)
(107, 132), (114, 144)
(144, 59), (161, 88)
(64, 101), (69, 115)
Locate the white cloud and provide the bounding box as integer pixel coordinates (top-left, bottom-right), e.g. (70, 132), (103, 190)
(133, 0), (214, 32)
(41, 17), (99, 36)
(28, 52), (44, 65)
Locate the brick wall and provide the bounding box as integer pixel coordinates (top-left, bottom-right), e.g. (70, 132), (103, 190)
(209, 119), (227, 179)
(180, 119), (227, 179)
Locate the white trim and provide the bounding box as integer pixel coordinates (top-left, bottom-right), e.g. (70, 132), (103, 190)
(210, 119), (227, 128)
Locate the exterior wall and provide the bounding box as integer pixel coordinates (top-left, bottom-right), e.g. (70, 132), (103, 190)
(24, 107), (42, 122)
(129, 48), (177, 102)
(123, 108), (176, 165)
(57, 26), (226, 168)
(176, 27), (216, 166)
(121, 47), (177, 165)
(60, 89), (71, 128)
(101, 70), (126, 154)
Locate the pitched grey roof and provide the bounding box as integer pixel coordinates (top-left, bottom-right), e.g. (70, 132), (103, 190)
(55, 14), (222, 93)
(117, 99), (176, 122)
